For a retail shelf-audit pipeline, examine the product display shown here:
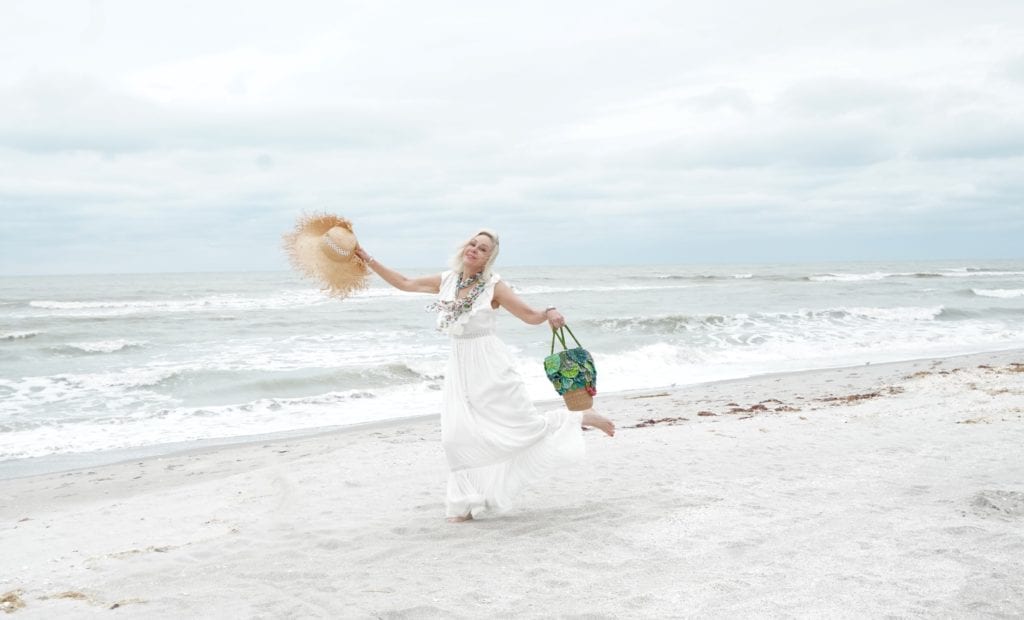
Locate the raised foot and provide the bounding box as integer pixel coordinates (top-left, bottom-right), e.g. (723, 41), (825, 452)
(446, 514), (473, 523)
(581, 410), (615, 437)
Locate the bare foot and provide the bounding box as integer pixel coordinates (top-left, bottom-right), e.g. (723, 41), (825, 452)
(446, 514), (473, 523)
(581, 409), (615, 437)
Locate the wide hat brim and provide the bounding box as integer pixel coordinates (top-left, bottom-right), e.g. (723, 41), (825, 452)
(283, 213), (370, 298)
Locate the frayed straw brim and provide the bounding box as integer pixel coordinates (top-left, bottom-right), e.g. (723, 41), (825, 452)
(283, 213), (370, 298)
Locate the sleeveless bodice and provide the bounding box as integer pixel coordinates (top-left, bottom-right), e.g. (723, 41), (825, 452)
(436, 270), (501, 338)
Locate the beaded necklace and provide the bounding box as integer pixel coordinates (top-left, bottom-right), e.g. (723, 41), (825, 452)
(457, 271), (481, 290)
(426, 273), (489, 332)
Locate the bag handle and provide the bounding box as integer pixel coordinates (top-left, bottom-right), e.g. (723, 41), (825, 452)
(550, 328), (565, 354)
(549, 325), (583, 354)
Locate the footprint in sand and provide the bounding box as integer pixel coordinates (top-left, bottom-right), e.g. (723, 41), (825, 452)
(970, 490), (1024, 520)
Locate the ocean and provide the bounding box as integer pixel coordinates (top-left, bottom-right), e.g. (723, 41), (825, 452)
(2, 259), (1023, 472)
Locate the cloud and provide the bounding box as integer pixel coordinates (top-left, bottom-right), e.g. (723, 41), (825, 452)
(635, 121), (895, 169)
(1007, 54), (1024, 83)
(0, 74), (425, 154)
(3, 1), (1024, 274)
(683, 87), (756, 115)
(914, 119), (1024, 160)
(775, 78), (917, 120)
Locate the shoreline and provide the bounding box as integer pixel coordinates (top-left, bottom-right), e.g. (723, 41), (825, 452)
(3, 346), (1023, 481)
(2, 347), (1022, 617)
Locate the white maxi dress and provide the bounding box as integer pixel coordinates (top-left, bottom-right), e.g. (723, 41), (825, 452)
(437, 270), (585, 518)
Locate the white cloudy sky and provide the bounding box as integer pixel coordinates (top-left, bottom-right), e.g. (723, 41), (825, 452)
(1, 0), (1023, 275)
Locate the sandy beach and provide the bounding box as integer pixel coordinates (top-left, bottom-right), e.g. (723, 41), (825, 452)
(2, 349), (1023, 618)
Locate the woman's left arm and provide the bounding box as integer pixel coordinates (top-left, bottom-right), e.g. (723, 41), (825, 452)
(492, 281), (565, 328)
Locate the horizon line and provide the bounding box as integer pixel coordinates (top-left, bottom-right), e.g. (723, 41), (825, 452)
(2, 256), (1023, 278)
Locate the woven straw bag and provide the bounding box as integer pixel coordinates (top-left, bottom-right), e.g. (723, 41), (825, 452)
(543, 326), (597, 411)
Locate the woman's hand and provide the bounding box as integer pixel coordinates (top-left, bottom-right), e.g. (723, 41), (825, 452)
(545, 308), (566, 330)
(354, 247), (373, 264)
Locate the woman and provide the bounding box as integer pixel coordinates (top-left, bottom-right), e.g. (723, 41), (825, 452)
(354, 230), (614, 522)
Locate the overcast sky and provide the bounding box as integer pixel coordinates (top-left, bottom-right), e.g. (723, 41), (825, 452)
(1, 0), (1023, 275)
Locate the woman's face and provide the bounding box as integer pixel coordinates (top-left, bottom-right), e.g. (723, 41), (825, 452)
(462, 234), (494, 272)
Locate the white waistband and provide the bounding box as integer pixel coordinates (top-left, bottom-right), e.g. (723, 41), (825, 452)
(451, 331), (495, 340)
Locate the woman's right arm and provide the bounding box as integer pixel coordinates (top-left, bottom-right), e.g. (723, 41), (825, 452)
(354, 247), (441, 294)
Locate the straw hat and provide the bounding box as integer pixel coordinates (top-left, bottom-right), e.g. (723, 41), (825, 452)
(283, 213), (370, 298)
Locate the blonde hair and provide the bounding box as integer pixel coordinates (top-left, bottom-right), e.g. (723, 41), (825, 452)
(449, 229), (500, 281)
